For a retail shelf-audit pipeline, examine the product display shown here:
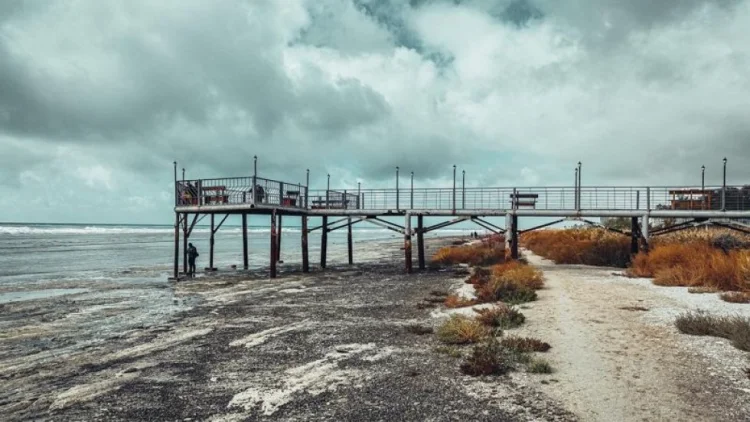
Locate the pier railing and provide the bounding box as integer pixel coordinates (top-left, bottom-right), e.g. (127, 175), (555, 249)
(176, 176), (308, 209)
(176, 178), (750, 213)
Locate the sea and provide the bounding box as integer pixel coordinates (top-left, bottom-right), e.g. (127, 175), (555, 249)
(0, 222), (475, 304)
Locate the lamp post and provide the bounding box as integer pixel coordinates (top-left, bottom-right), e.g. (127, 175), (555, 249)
(462, 170), (466, 209)
(305, 169), (310, 209)
(452, 165), (456, 212)
(574, 167), (579, 209)
(326, 173), (330, 209)
(396, 166), (400, 210)
(701, 165), (705, 210)
(577, 161), (582, 210)
(722, 157), (727, 211)
(410, 171), (414, 209)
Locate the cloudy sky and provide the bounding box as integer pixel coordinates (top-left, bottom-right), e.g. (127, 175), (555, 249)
(1, 0), (749, 224)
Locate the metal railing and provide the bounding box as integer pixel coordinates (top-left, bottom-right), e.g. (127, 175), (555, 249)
(176, 176), (308, 209)
(177, 178), (750, 213)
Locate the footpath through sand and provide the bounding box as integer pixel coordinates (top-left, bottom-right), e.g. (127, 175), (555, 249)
(515, 250), (750, 422)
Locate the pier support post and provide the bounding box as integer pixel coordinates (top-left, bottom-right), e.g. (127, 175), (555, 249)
(208, 214), (216, 271)
(405, 213), (413, 273)
(347, 217), (353, 265)
(642, 214), (650, 252)
(172, 213), (180, 280)
(321, 216), (328, 269)
(417, 215), (425, 270)
(301, 216), (309, 272)
(242, 213), (249, 270)
(630, 217), (639, 255)
(510, 214), (519, 260)
(182, 213), (188, 275)
(270, 210), (277, 278)
(277, 214), (283, 262)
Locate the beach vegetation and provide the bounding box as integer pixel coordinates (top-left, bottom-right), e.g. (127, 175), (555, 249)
(436, 315), (490, 345)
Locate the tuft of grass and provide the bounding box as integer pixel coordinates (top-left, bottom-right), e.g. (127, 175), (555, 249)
(675, 311), (750, 352)
(501, 336), (551, 353)
(432, 240), (506, 266)
(526, 358), (553, 374)
(688, 286), (720, 294)
(720, 292), (750, 304)
(436, 315), (491, 345)
(467, 267), (491, 285)
(434, 345), (463, 358)
(475, 261), (543, 304)
(474, 305), (526, 329)
(522, 228), (631, 267)
(405, 324), (434, 335)
(460, 337), (510, 376)
(444, 294), (477, 308)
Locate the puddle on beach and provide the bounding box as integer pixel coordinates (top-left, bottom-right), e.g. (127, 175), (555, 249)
(0, 288), (90, 304)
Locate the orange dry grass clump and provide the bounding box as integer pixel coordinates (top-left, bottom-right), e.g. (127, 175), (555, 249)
(629, 244), (750, 292)
(432, 240), (506, 266)
(522, 228), (631, 267)
(444, 294), (476, 308)
(475, 261), (544, 304)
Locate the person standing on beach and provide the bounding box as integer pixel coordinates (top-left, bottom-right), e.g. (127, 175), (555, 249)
(187, 243), (199, 277)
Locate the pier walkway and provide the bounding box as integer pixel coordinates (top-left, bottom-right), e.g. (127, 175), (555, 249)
(170, 163), (750, 280)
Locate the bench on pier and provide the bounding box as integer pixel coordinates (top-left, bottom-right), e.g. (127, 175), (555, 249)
(510, 193), (539, 209)
(311, 197), (350, 209)
(203, 186), (229, 204)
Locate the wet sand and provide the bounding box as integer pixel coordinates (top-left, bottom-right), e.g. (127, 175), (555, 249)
(0, 238), (574, 421)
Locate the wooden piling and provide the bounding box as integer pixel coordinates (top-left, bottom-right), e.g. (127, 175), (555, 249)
(630, 216), (639, 255)
(270, 209), (277, 278)
(405, 213), (413, 273)
(301, 216), (309, 272)
(321, 216), (328, 269)
(182, 213), (188, 275)
(276, 214), (283, 262)
(242, 213), (249, 270)
(172, 213), (180, 279)
(510, 214), (519, 260)
(417, 215), (425, 270)
(347, 217), (353, 265)
(209, 214), (216, 270)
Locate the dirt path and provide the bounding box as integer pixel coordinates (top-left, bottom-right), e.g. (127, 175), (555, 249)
(515, 250), (750, 422)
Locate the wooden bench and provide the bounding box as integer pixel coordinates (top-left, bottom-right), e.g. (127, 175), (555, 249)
(282, 190), (300, 207)
(203, 186), (228, 204)
(510, 193), (539, 209)
(311, 198), (350, 209)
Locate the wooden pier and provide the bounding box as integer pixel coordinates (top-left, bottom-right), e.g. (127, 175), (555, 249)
(170, 161), (750, 280)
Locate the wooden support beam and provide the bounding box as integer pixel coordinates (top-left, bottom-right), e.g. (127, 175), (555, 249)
(301, 216), (309, 273)
(206, 214), (217, 271)
(171, 213), (180, 280)
(422, 216), (469, 234)
(347, 217), (353, 265)
(510, 214), (519, 260)
(471, 217), (501, 234)
(631, 216), (639, 255)
(471, 217), (506, 233)
(242, 213), (249, 270)
(519, 218), (566, 235)
(308, 217), (348, 232)
(405, 213), (413, 273)
(182, 213), (188, 275)
(417, 215), (425, 270)
(276, 214), (283, 262)
(642, 214), (650, 253)
(321, 216), (328, 269)
(270, 209), (277, 278)
(364, 217), (404, 235)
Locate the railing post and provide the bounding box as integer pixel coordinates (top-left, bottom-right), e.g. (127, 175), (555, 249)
(305, 169), (310, 209)
(462, 170), (465, 209)
(252, 156), (257, 206)
(636, 190), (640, 210)
(357, 182), (361, 209)
(410, 172), (414, 209)
(646, 187), (651, 211)
(452, 165), (456, 214)
(396, 166), (400, 211)
(279, 181), (283, 206)
(173, 161), (178, 206)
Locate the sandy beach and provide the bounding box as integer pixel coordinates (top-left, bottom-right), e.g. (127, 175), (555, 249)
(2, 239), (749, 421)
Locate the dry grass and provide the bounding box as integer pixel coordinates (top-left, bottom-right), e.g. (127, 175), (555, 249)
(675, 311), (750, 352)
(688, 286), (720, 294)
(720, 292), (750, 304)
(432, 239), (506, 266)
(474, 305), (526, 329)
(444, 294), (477, 308)
(522, 228), (631, 267)
(526, 358), (553, 374)
(630, 243), (750, 292)
(460, 337), (510, 376)
(436, 315), (491, 345)
(501, 336), (551, 352)
(475, 261), (543, 304)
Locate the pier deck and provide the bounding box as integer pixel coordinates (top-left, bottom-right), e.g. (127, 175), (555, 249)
(171, 165), (750, 280)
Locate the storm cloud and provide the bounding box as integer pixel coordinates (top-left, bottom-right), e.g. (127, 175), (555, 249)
(0, 0), (749, 223)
